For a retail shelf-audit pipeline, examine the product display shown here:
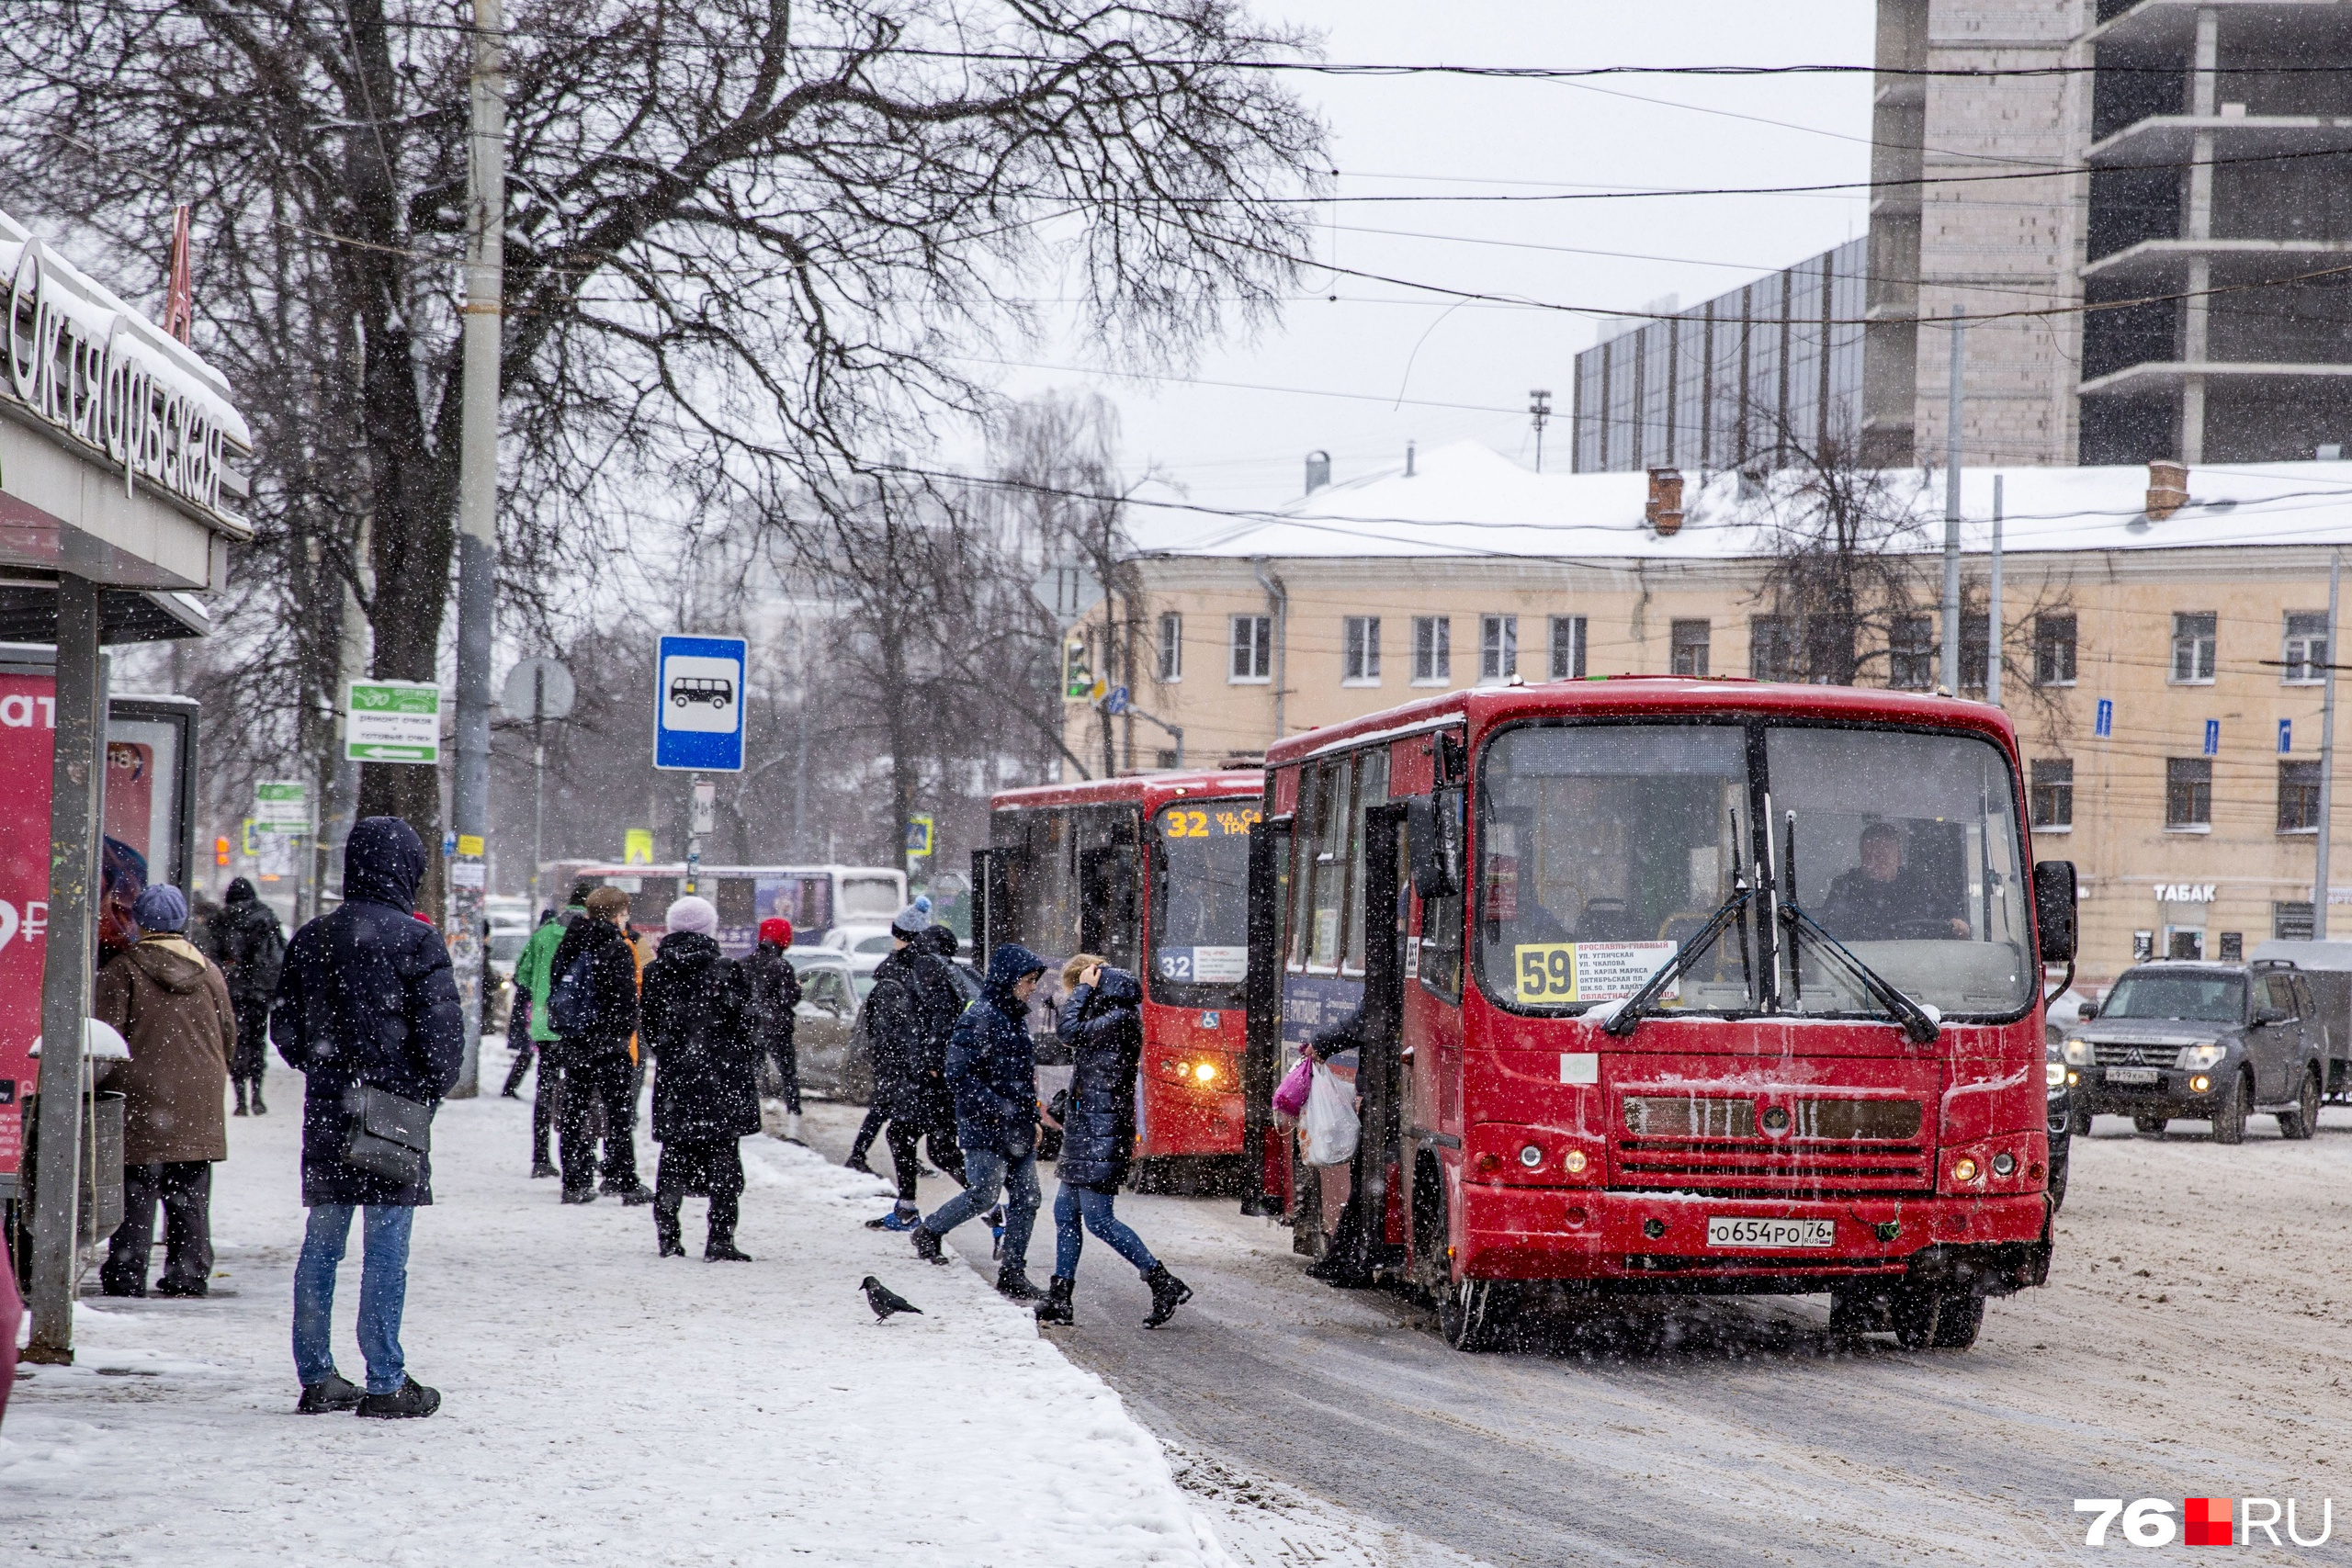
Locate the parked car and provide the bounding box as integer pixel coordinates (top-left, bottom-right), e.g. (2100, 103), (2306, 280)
(783, 949), (865, 1102)
(2249, 938), (2352, 1096)
(2061, 959), (2328, 1143)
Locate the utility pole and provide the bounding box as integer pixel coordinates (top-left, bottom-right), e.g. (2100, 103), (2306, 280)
(1940, 308), (1965, 694)
(792, 620), (811, 859)
(448, 0), (504, 1095)
(1987, 474), (2004, 707)
(1529, 389), (1554, 473)
(2318, 552), (2340, 939)
(530, 668), (547, 918)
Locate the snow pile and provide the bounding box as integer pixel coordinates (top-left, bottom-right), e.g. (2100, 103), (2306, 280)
(1, 1073), (1232, 1566)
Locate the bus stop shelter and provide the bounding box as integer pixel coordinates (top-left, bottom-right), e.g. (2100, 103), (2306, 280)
(1, 210), (251, 1362)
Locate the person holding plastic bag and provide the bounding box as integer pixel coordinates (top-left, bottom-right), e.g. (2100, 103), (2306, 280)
(1298, 1005), (1373, 1287)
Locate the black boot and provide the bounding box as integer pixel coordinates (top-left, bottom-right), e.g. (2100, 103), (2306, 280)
(296, 1371), (365, 1414)
(1143, 1264), (1192, 1328)
(355, 1376), (441, 1419)
(250, 1082), (266, 1116)
(706, 1231), (752, 1262)
(531, 1157), (560, 1179)
(995, 1264), (1046, 1303)
(233, 1079), (249, 1117)
(911, 1224), (946, 1266)
(1035, 1275), (1076, 1326)
(655, 1201), (685, 1258)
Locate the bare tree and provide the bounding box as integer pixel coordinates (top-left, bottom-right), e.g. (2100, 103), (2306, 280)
(2, 0), (1326, 899)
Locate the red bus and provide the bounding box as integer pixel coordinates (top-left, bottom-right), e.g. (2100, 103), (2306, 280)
(1243, 679), (2076, 1350)
(975, 771), (1263, 1187)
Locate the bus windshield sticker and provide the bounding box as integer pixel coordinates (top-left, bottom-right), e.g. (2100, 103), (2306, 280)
(1190, 945), (1248, 983)
(1514, 941), (1678, 1005)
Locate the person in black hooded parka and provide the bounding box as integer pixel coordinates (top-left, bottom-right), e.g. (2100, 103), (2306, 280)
(208, 876), (285, 1115)
(548, 886), (650, 1204)
(639, 895), (759, 1260)
(270, 816), (464, 1419)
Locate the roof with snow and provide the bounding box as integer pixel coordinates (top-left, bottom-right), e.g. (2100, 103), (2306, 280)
(1123, 440), (2352, 562)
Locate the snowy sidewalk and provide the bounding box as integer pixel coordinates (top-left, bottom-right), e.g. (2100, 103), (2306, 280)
(1, 1063), (1227, 1565)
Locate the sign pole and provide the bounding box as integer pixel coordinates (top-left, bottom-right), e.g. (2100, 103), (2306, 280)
(531, 676), (546, 919)
(2318, 552), (2340, 940)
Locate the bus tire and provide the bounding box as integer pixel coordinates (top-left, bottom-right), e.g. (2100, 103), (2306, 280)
(1439, 1278), (1511, 1353)
(1891, 1287), (1981, 1350)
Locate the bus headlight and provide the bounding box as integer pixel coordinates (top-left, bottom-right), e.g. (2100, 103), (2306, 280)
(1563, 1149), (1589, 1175)
(1518, 1144), (1544, 1168)
(1990, 1152), (2016, 1178)
(1952, 1156), (1981, 1183)
(1193, 1062), (1218, 1084)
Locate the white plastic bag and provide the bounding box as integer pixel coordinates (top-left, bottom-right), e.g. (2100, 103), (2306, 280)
(1300, 1063), (1361, 1168)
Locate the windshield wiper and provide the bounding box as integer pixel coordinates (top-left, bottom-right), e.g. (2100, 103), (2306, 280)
(1776, 812), (1941, 1044)
(1604, 810), (1756, 1038)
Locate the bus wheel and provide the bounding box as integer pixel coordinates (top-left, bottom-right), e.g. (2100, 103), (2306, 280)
(1891, 1287), (1983, 1350)
(1439, 1278), (1511, 1352)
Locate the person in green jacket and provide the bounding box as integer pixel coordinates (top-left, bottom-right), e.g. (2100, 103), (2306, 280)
(508, 883), (593, 1178)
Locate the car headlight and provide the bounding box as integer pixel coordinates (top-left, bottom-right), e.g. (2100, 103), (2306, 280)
(2174, 1043), (2228, 1071)
(2046, 1060), (2067, 1089)
(2062, 1039), (2097, 1066)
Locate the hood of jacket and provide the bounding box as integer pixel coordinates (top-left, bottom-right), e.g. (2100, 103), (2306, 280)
(127, 934), (209, 993)
(655, 930), (722, 967)
(982, 942), (1046, 1008)
(1090, 966), (1142, 1004)
(344, 816), (425, 912)
(224, 876), (257, 905)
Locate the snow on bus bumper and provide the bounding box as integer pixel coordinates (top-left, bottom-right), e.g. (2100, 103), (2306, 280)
(1456, 1186), (2051, 1293)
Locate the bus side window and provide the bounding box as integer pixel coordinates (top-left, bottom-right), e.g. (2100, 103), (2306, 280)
(1417, 788), (1465, 1002)
(1342, 749), (1389, 976)
(1287, 766), (1326, 972)
(1307, 757), (1353, 973)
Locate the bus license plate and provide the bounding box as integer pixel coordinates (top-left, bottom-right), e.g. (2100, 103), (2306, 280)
(2105, 1066), (2159, 1085)
(1706, 1217), (1835, 1249)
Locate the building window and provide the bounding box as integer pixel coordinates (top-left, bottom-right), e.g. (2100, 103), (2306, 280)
(1411, 615), (1451, 684)
(1480, 615), (1518, 682)
(2280, 759), (2323, 832)
(1342, 615), (1382, 684)
(2165, 757), (2212, 828)
(1157, 612), (1182, 682)
(2283, 612), (2330, 684)
(1888, 614), (1934, 690)
(1548, 615), (1587, 680)
(2276, 901), (2317, 941)
(2170, 611), (2218, 684)
(1153, 748), (1180, 770)
(2030, 759), (2074, 829)
(1750, 615), (1797, 682)
(1228, 615), (1271, 682)
(1962, 613), (1992, 693)
(2034, 614), (2077, 686)
(2218, 931), (2245, 962)
(1669, 619), (1710, 677)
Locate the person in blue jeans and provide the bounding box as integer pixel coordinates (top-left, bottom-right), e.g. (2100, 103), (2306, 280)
(1034, 955), (1191, 1330)
(272, 817), (465, 1418)
(911, 942), (1050, 1302)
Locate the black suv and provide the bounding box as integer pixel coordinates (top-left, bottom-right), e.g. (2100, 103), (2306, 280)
(2061, 960), (2329, 1144)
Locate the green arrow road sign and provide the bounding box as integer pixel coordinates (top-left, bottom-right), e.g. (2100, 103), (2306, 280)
(345, 680), (442, 764)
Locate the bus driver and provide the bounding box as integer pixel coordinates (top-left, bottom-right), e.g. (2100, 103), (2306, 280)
(1817, 822), (1970, 941)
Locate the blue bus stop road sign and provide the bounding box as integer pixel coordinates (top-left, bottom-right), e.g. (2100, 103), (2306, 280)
(654, 634), (747, 772)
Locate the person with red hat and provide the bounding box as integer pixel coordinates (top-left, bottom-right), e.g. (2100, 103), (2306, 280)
(741, 915), (804, 1143)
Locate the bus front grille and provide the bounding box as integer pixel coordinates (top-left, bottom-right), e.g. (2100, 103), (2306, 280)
(1611, 1138), (1934, 1197)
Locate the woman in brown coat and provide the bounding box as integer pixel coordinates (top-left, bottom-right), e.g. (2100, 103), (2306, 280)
(96, 884), (238, 1298)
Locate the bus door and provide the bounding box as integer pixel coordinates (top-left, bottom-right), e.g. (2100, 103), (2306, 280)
(1077, 840), (1138, 970)
(1354, 801), (1410, 1271)
(1242, 814), (1292, 1214)
(970, 845), (1015, 970)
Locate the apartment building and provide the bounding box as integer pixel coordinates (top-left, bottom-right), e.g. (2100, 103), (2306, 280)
(1575, 0), (2352, 472)
(1084, 441), (2352, 987)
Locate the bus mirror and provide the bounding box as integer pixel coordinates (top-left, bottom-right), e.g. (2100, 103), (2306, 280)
(1407, 794), (1461, 900)
(2032, 860), (2077, 964)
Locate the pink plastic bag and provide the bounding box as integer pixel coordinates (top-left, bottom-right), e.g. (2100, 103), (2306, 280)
(1272, 1055), (1314, 1119)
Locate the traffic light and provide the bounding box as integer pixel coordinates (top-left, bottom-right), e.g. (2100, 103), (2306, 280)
(214, 836), (231, 868)
(1061, 638), (1091, 702)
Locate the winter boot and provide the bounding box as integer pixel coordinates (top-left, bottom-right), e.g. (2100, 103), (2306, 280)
(783, 1112), (805, 1145)
(560, 1186), (599, 1205)
(296, 1371), (365, 1414)
(531, 1158), (560, 1179)
(845, 1154), (878, 1178)
(911, 1224), (947, 1266)
(995, 1264), (1047, 1303)
(706, 1232), (753, 1262)
(355, 1376), (442, 1419)
(251, 1083), (266, 1115)
(1142, 1265), (1192, 1328)
(1035, 1275), (1076, 1327)
(655, 1203), (685, 1258)
(233, 1080), (249, 1117)
(613, 1182), (656, 1207)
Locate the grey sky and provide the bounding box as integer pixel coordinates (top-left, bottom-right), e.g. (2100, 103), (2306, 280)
(997, 2), (1875, 512)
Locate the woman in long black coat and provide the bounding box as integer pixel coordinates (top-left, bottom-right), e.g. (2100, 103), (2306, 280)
(639, 897), (759, 1260)
(1036, 955), (1190, 1330)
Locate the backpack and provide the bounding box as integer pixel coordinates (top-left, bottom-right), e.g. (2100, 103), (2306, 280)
(548, 949), (602, 1039)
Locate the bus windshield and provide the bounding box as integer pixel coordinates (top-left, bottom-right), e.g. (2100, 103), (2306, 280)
(1477, 721), (2034, 1021)
(1150, 802), (1257, 1006)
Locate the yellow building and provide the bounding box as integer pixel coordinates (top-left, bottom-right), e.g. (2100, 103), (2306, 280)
(1073, 442), (2352, 990)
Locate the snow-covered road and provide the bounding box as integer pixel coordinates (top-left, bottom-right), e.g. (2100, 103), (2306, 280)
(3, 1058), (1459, 1566)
